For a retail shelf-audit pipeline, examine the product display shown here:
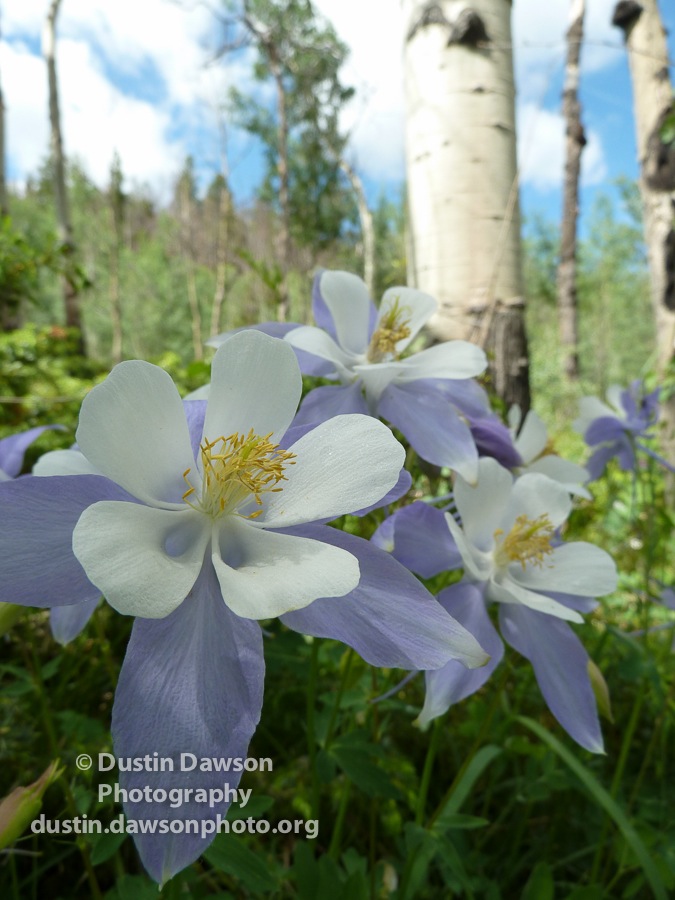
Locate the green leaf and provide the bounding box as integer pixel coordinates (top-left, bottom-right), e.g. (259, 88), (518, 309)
(91, 829), (126, 865)
(329, 732), (400, 799)
(432, 812), (489, 833)
(521, 862), (554, 900)
(436, 744), (503, 818)
(204, 833), (280, 893)
(517, 716), (668, 900)
(563, 888), (604, 900)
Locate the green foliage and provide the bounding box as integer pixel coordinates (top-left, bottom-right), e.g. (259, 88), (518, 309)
(225, 0), (358, 249)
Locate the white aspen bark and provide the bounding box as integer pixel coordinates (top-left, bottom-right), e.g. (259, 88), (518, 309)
(403, 0), (529, 409)
(43, 0), (84, 347)
(558, 0), (585, 381)
(613, 0), (675, 461)
(0, 15), (7, 219)
(612, 0), (675, 374)
(210, 183), (231, 338)
(178, 185), (204, 362)
(339, 159), (375, 298)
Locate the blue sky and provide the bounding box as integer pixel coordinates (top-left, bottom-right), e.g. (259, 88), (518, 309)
(1, 0), (673, 237)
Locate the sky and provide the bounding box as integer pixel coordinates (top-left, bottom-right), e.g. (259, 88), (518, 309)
(1, 0), (674, 234)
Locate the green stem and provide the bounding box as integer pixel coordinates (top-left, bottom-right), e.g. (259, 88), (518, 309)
(26, 646), (103, 900)
(589, 680), (646, 886)
(415, 718), (441, 826)
(306, 639), (320, 821)
(324, 648), (355, 751)
(327, 777), (352, 859)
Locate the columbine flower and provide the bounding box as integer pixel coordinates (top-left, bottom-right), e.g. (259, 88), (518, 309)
(374, 457), (617, 751)
(209, 270), (488, 481)
(466, 407), (591, 497)
(0, 330), (487, 883)
(573, 380), (670, 478)
(0, 426), (95, 643)
(0, 426), (58, 481)
(508, 406), (591, 498)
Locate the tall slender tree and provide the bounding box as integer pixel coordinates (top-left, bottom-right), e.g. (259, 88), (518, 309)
(612, 0), (675, 447)
(43, 0), (84, 351)
(108, 152), (125, 364)
(402, 0), (530, 411)
(217, 0), (356, 319)
(558, 0), (585, 381)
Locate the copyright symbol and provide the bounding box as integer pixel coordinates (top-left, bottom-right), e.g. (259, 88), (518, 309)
(76, 754), (92, 771)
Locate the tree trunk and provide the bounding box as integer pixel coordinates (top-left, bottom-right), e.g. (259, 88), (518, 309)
(558, 0), (585, 381)
(402, 0), (530, 411)
(210, 182), (231, 338)
(108, 157), (124, 365)
(339, 159), (375, 297)
(612, 0), (675, 447)
(271, 55), (291, 323)
(43, 0), (84, 352)
(0, 16), (19, 332)
(178, 182), (204, 362)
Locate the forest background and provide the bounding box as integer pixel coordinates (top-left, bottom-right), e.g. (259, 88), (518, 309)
(1, 1), (674, 898)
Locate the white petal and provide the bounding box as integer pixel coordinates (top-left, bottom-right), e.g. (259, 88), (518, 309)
(516, 542), (617, 597)
(524, 455), (592, 499)
(184, 384), (210, 401)
(319, 270), (372, 354)
(605, 384), (625, 415)
(213, 516), (360, 619)
(204, 331), (301, 445)
(514, 410), (548, 462)
(263, 415), (405, 527)
(34, 449), (100, 477)
(454, 458), (514, 551)
(506, 472), (571, 530)
(489, 577), (583, 623)
(444, 513), (491, 581)
(73, 502), (210, 618)
(76, 361), (194, 507)
(285, 326), (356, 380)
(507, 404), (522, 431)
(393, 341), (487, 381)
(573, 396), (617, 434)
(377, 286), (437, 351)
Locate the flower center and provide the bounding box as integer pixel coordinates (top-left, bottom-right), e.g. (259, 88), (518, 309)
(367, 298), (412, 363)
(493, 514), (555, 571)
(182, 430), (296, 519)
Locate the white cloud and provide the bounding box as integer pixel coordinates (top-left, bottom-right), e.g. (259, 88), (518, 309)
(0, 0), (644, 201)
(518, 103), (607, 192)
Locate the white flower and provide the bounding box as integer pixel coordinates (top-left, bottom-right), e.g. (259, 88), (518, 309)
(445, 458), (617, 623)
(508, 406), (591, 499)
(285, 270), (487, 409)
(70, 331), (406, 621)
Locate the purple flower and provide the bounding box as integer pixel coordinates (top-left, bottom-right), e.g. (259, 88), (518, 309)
(574, 381), (667, 479)
(0, 427), (98, 643)
(0, 426), (57, 481)
(375, 458), (617, 752)
(210, 271), (488, 482)
(0, 331), (488, 883)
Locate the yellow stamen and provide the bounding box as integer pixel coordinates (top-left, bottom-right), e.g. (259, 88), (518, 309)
(367, 297), (412, 363)
(182, 429), (295, 519)
(494, 514), (555, 571)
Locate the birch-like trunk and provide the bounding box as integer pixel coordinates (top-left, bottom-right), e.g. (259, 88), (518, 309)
(403, 0), (530, 411)
(339, 159), (375, 297)
(558, 0), (585, 380)
(612, 0), (675, 450)
(43, 0), (84, 348)
(271, 55), (291, 323)
(178, 185), (204, 362)
(210, 183), (232, 338)
(0, 16), (19, 331)
(0, 16), (7, 221)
